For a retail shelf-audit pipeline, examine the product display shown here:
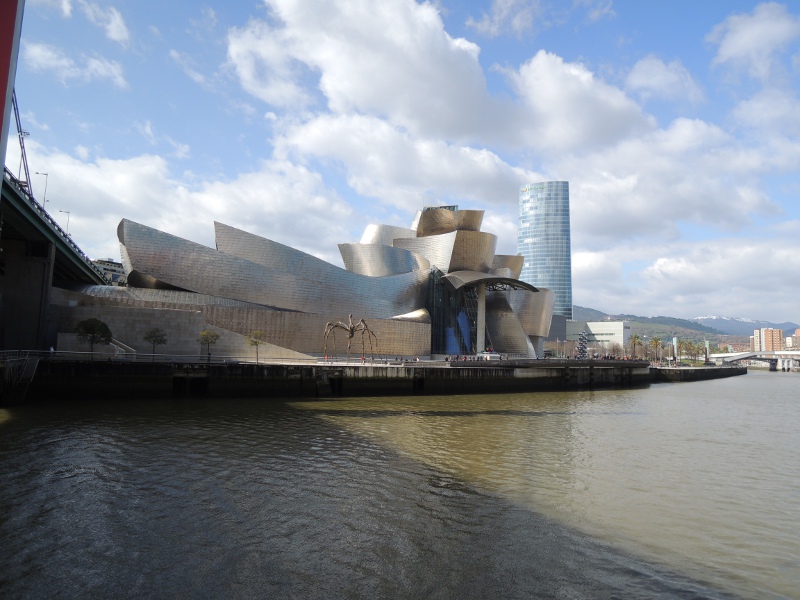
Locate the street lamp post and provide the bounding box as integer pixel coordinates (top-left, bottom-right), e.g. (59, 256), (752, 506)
(58, 210), (70, 234)
(35, 171), (48, 207)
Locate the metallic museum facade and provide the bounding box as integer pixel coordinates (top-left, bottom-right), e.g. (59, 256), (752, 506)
(518, 181), (573, 320)
(56, 206), (554, 360)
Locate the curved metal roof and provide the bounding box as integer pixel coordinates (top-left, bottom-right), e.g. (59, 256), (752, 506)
(442, 270), (539, 292)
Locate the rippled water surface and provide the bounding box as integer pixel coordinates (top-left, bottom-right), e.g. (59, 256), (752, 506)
(1, 370), (798, 598)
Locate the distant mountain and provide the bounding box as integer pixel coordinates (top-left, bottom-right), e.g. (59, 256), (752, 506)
(692, 316), (800, 337)
(573, 306), (723, 334)
(572, 306), (609, 322)
(573, 306), (799, 339)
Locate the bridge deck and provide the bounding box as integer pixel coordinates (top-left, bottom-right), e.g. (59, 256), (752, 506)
(2, 167), (107, 284)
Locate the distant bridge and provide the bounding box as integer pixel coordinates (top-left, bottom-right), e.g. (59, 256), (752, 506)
(709, 350), (800, 371)
(1, 167), (107, 350)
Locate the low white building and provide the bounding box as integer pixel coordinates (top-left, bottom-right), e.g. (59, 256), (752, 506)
(566, 320), (630, 353)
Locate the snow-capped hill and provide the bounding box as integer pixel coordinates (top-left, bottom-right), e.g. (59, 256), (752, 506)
(694, 316), (756, 323)
(692, 316), (799, 336)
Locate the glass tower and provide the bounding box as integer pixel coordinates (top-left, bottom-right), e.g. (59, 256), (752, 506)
(517, 181), (572, 319)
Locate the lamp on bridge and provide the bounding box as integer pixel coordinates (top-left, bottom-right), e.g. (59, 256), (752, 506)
(58, 210), (70, 235)
(35, 171), (48, 207)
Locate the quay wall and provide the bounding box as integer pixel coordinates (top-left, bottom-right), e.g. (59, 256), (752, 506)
(651, 365), (747, 383)
(17, 359), (695, 401)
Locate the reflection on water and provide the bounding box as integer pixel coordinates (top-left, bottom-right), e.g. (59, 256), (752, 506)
(0, 370), (797, 598)
(298, 371), (800, 599)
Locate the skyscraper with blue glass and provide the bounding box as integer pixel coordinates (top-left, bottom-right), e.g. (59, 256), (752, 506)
(518, 181), (572, 320)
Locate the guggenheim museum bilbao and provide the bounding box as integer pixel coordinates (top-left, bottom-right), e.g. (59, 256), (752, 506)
(55, 206), (555, 360)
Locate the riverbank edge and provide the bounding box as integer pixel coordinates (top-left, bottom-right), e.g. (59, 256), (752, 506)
(11, 359), (748, 402)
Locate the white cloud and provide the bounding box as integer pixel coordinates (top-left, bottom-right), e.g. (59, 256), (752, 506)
(466, 0), (543, 38)
(226, 18), (312, 109)
(23, 42), (128, 88)
(229, 3), (654, 152)
(731, 88), (800, 136)
(13, 141), (355, 265)
(573, 235), (800, 322)
(29, 0), (73, 18)
(639, 239), (800, 315)
(78, 0), (131, 47)
(137, 121), (157, 145)
(84, 56), (128, 89)
(583, 0), (615, 23)
(169, 49), (207, 86)
(230, 0), (501, 144)
(136, 121), (190, 159)
(464, 0), (614, 38)
(552, 117), (780, 251)
(625, 55), (704, 104)
(707, 2), (800, 81)
(508, 50), (655, 152)
(22, 111), (50, 132)
(278, 114), (539, 214)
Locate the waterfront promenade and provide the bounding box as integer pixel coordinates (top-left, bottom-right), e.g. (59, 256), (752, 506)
(4, 353), (746, 403)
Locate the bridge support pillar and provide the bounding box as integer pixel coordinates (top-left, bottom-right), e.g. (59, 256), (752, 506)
(0, 239), (55, 350)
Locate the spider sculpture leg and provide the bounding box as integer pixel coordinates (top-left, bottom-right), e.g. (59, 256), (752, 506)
(323, 324), (337, 357)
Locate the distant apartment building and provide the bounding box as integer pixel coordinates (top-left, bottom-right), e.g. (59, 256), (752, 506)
(92, 258), (127, 286)
(752, 328), (784, 351)
(727, 342), (751, 352)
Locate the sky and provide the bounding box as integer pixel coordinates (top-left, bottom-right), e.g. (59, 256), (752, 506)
(4, 0), (800, 323)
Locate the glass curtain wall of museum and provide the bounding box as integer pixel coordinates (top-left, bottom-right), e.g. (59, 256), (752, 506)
(518, 181), (573, 320)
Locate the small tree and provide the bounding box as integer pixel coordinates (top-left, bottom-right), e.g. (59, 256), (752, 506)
(677, 339), (687, 363)
(143, 327), (168, 362)
(198, 330), (220, 363)
(650, 336), (662, 363)
(247, 330), (267, 364)
(629, 333), (641, 359)
(75, 318), (113, 360)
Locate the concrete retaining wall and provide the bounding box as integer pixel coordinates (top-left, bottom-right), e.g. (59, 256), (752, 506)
(26, 359), (663, 401)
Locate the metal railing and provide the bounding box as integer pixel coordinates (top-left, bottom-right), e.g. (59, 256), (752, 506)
(1, 349), (530, 367)
(2, 167), (109, 283)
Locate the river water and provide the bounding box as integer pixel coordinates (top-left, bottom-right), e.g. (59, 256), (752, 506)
(1, 369), (797, 598)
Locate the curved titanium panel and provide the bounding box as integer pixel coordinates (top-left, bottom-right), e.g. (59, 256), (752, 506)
(66, 284), (279, 310)
(442, 270), (539, 292)
(215, 222), (334, 274)
(359, 224), (417, 246)
(119, 219), (428, 320)
(394, 231), (457, 273)
(449, 231), (497, 272)
(416, 208), (484, 237)
(394, 231), (496, 274)
(486, 293), (535, 356)
(416, 208), (456, 237)
(338, 243), (430, 276)
(454, 210), (484, 232)
(492, 255), (524, 279)
(489, 267), (513, 279)
(507, 287), (555, 337)
(390, 308), (431, 323)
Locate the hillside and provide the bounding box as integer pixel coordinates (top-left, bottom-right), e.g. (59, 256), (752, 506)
(693, 316), (800, 336)
(572, 306), (749, 344)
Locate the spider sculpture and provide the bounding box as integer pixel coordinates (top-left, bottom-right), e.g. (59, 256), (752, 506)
(323, 314), (378, 362)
